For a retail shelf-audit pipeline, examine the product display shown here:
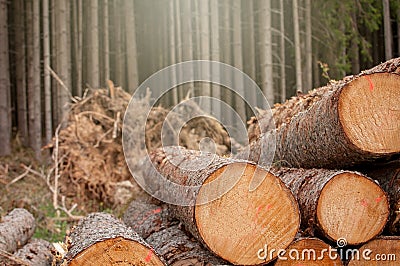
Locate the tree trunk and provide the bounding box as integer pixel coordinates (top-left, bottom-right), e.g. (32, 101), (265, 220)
(0, 0), (11, 156)
(220, 0), (233, 127)
(242, 1), (257, 108)
(305, 0), (312, 90)
(13, 0), (28, 147)
(274, 238), (343, 265)
(26, 0), (41, 158)
(101, 0), (110, 85)
(247, 58), (400, 169)
(0, 209), (36, 257)
(123, 201), (229, 265)
(293, 0), (303, 92)
(382, 0), (393, 60)
(210, 0), (220, 116)
(348, 236), (400, 265)
(87, 0), (100, 88)
(141, 146), (300, 265)
(258, 0), (274, 105)
(125, 0), (139, 93)
(43, 0), (52, 145)
(279, 0), (286, 102)
(357, 159), (400, 235)
(54, 0), (71, 124)
(11, 239), (53, 266)
(198, 0), (211, 111)
(63, 212), (165, 265)
(272, 168), (389, 245)
(180, 0), (194, 93)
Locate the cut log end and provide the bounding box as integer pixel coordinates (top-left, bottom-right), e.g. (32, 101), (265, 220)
(317, 172), (389, 245)
(195, 163), (300, 265)
(339, 73), (400, 154)
(274, 238), (343, 266)
(68, 236), (164, 266)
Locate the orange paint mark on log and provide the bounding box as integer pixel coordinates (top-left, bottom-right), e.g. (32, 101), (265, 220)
(153, 208), (162, 214)
(375, 196), (383, 203)
(361, 199), (368, 207)
(145, 248), (154, 262)
(265, 204), (272, 211)
(364, 75), (374, 91)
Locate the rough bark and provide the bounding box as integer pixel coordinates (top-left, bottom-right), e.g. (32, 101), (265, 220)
(258, 0), (274, 105)
(247, 58), (400, 169)
(382, 0), (393, 60)
(0, 0), (10, 156)
(43, 0), (52, 145)
(347, 236), (400, 265)
(123, 201), (229, 265)
(357, 159), (400, 235)
(142, 146), (300, 265)
(274, 237), (343, 265)
(10, 239), (53, 266)
(86, 0), (100, 88)
(0, 209), (36, 258)
(279, 0), (286, 102)
(63, 212), (165, 265)
(272, 168), (389, 245)
(125, 0), (139, 93)
(293, 0), (303, 93)
(13, 0), (28, 146)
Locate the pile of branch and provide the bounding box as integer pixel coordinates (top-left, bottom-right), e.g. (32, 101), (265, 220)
(0, 208), (53, 266)
(48, 82), (232, 207)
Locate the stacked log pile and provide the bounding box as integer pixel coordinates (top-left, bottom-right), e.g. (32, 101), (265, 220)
(50, 57), (400, 265)
(0, 208), (53, 266)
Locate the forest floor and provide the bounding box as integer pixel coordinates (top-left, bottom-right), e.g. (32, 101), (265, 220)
(0, 141), (120, 243)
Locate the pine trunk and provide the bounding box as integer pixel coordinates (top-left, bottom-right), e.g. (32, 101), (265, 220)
(0, 0), (10, 156)
(357, 159), (400, 234)
(63, 212), (165, 265)
(87, 0), (100, 88)
(273, 168), (389, 245)
(258, 0), (274, 105)
(247, 58), (400, 169)
(11, 239), (53, 266)
(43, 0), (52, 145)
(293, 0), (303, 92)
(274, 238), (343, 265)
(0, 209), (36, 258)
(125, 0), (139, 93)
(382, 0), (393, 60)
(13, 0), (28, 146)
(279, 0), (286, 102)
(142, 146), (300, 265)
(123, 201), (229, 265)
(348, 236), (400, 265)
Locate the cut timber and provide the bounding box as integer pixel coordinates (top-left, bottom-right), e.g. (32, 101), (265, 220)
(274, 238), (343, 265)
(123, 201), (229, 265)
(12, 239), (53, 266)
(246, 58), (400, 169)
(63, 212), (165, 266)
(0, 208), (35, 257)
(142, 146), (300, 265)
(357, 159), (400, 234)
(348, 236), (400, 265)
(273, 168), (389, 245)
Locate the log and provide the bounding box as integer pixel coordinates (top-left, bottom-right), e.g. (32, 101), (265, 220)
(274, 237), (343, 265)
(63, 212), (165, 266)
(142, 146), (300, 265)
(123, 201), (230, 265)
(347, 236), (400, 265)
(12, 238), (53, 266)
(357, 159), (400, 234)
(273, 168), (389, 246)
(0, 208), (36, 258)
(246, 58), (400, 169)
